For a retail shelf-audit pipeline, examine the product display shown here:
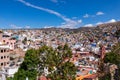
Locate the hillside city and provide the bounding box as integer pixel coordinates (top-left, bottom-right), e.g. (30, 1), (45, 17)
(0, 21), (120, 80)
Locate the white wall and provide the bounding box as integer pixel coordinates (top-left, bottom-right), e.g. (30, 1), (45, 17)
(6, 67), (19, 77)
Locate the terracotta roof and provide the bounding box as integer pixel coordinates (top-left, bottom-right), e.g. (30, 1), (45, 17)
(39, 76), (51, 80)
(39, 76), (47, 80)
(84, 74), (98, 79)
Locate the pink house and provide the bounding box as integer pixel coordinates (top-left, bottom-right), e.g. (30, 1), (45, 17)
(0, 33), (16, 50)
(0, 48), (10, 68)
(0, 33), (15, 68)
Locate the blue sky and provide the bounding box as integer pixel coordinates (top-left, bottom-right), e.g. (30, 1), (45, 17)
(0, 0), (120, 29)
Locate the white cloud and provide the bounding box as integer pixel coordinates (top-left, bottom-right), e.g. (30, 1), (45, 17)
(25, 26), (30, 28)
(50, 0), (58, 3)
(18, 0), (73, 23)
(83, 11), (104, 18)
(10, 24), (22, 29)
(96, 22), (103, 25)
(18, 0), (82, 28)
(58, 21), (79, 29)
(96, 19), (117, 25)
(84, 24), (93, 27)
(78, 19), (82, 23)
(107, 19), (116, 23)
(10, 24), (32, 29)
(83, 14), (89, 18)
(96, 11), (104, 15)
(58, 19), (82, 29)
(44, 26), (54, 28)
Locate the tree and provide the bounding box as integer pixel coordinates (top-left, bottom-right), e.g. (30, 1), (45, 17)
(47, 61), (76, 80)
(99, 72), (111, 80)
(104, 52), (120, 65)
(115, 29), (120, 39)
(102, 43), (120, 80)
(11, 44), (76, 80)
(112, 42), (120, 54)
(38, 44), (76, 80)
(104, 43), (120, 65)
(11, 49), (40, 80)
(7, 77), (13, 80)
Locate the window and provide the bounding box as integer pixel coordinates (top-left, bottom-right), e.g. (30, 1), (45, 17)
(3, 40), (5, 42)
(1, 63), (3, 66)
(4, 49), (6, 52)
(1, 50), (3, 53)
(1, 56), (3, 59)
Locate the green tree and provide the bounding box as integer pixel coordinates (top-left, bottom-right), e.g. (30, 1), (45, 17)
(104, 52), (120, 65)
(115, 29), (120, 39)
(11, 44), (76, 80)
(11, 49), (40, 80)
(99, 72), (111, 80)
(38, 44), (76, 80)
(104, 43), (120, 65)
(102, 43), (120, 80)
(112, 42), (120, 54)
